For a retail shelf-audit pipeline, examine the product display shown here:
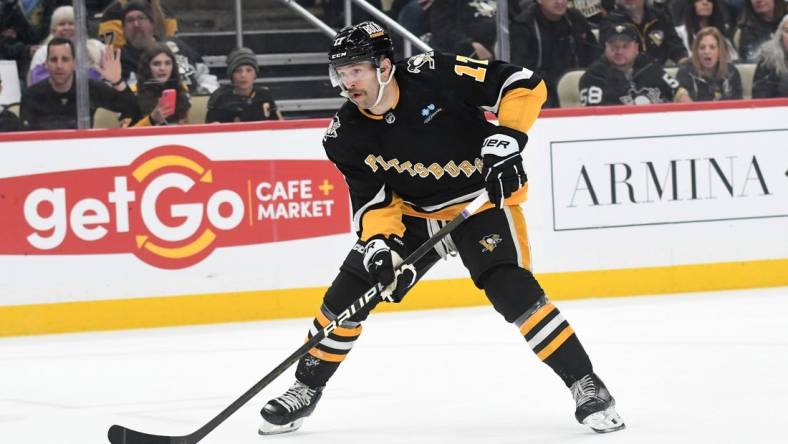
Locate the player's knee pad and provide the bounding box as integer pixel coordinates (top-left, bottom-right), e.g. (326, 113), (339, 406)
(479, 265), (545, 323)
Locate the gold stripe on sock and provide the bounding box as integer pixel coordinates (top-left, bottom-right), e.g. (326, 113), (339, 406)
(536, 326), (575, 360)
(519, 302), (556, 336)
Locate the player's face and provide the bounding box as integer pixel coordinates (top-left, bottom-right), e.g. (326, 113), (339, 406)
(53, 18), (75, 39)
(334, 62), (379, 108)
(46, 43), (75, 88)
(605, 38), (639, 68)
(232, 65), (257, 92)
(149, 52), (173, 82)
(696, 35), (719, 71)
(694, 0), (713, 17)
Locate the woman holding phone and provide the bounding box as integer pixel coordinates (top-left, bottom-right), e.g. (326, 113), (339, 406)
(128, 43), (190, 126)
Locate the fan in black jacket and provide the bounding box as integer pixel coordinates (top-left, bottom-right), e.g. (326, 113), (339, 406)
(675, 26), (742, 101)
(751, 14), (788, 98)
(602, 0), (688, 66)
(510, 0), (601, 107)
(580, 23), (690, 105)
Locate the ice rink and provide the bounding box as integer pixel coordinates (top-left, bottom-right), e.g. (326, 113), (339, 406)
(1, 286), (786, 444)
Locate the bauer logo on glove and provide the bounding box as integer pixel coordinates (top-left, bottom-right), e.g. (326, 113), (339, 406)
(481, 126), (528, 208)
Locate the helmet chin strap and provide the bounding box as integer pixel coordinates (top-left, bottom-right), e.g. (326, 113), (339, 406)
(335, 62), (396, 110)
(370, 64), (396, 109)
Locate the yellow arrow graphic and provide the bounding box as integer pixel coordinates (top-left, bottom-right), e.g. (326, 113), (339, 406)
(133, 155), (207, 182)
(136, 229), (216, 259)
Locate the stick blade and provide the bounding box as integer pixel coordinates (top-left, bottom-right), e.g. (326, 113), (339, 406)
(108, 424), (189, 444)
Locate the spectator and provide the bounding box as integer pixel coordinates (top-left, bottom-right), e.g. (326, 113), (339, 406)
(21, 0), (71, 43)
(430, 0), (497, 59)
(579, 22), (692, 104)
(1, 0), (39, 77)
(510, 0), (602, 107)
(751, 13), (788, 97)
(129, 43), (190, 126)
(205, 47), (283, 123)
(0, 73), (21, 132)
(27, 6), (106, 86)
(98, 0), (177, 49)
(675, 0), (736, 59)
(118, 0), (217, 94)
(676, 26), (743, 100)
(570, 0), (607, 26)
(603, 0), (689, 66)
(396, 0), (432, 39)
(737, 0), (785, 62)
(19, 37), (139, 130)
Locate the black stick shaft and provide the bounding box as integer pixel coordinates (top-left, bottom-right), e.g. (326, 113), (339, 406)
(108, 192), (489, 444)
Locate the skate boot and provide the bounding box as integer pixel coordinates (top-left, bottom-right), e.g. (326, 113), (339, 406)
(258, 380), (324, 435)
(570, 373), (625, 433)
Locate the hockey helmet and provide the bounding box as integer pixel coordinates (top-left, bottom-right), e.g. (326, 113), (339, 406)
(328, 21), (397, 107)
(328, 21), (394, 70)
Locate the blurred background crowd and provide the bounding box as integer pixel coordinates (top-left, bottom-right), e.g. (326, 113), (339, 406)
(0, 0), (785, 132)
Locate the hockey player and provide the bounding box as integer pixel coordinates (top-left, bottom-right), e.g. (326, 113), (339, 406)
(259, 21), (625, 436)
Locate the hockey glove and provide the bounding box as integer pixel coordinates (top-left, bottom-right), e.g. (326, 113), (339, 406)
(362, 235), (417, 303)
(481, 127), (528, 208)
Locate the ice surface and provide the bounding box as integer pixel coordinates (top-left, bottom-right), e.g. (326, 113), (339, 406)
(1, 286), (786, 443)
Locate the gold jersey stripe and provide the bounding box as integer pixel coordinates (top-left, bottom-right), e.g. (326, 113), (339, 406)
(536, 326), (575, 361)
(360, 195), (406, 241)
(508, 205), (532, 271)
(519, 302), (556, 336)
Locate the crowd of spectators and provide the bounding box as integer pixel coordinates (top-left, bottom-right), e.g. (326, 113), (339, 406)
(1, 0), (279, 132)
(388, 0), (786, 106)
(0, 0), (786, 133)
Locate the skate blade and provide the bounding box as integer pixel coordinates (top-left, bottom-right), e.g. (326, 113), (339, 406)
(583, 406), (626, 433)
(258, 417), (304, 435)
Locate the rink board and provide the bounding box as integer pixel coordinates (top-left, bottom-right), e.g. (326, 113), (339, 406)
(1, 99), (787, 336)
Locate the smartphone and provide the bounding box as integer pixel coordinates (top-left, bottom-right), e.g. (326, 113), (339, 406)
(160, 88), (176, 111)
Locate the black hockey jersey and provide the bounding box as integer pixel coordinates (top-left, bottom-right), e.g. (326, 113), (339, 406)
(579, 53), (683, 105)
(322, 51), (546, 241)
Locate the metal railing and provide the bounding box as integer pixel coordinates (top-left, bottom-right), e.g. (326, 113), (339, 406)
(276, 0), (432, 58)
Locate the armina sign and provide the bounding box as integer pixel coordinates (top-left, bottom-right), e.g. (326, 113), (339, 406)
(550, 129), (788, 231)
(0, 145), (351, 269)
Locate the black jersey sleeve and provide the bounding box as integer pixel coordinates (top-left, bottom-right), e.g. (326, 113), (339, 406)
(323, 111), (405, 241)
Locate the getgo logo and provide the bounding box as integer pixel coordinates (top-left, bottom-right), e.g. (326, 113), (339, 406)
(2, 145), (350, 269)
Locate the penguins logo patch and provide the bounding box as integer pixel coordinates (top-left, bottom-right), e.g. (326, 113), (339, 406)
(407, 52), (436, 74)
(479, 234), (502, 253)
(324, 115), (341, 141)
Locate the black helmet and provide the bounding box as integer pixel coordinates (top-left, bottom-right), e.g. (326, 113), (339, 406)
(328, 21), (394, 69)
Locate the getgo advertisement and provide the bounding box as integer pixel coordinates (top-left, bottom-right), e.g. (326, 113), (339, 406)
(0, 145), (351, 269)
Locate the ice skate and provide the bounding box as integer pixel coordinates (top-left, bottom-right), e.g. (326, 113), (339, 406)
(258, 380), (323, 435)
(570, 373), (625, 433)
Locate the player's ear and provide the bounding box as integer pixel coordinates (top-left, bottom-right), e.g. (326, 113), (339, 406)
(380, 57), (391, 73)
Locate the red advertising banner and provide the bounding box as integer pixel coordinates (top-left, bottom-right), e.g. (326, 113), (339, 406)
(0, 145), (351, 269)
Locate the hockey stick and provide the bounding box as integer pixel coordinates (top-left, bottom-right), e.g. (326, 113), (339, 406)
(107, 191), (490, 444)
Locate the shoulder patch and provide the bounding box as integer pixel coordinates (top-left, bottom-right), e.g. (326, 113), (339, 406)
(406, 51), (436, 74)
(324, 114), (341, 142)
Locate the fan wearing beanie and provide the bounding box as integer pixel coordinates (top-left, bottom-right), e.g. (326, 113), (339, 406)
(98, 0), (178, 49)
(205, 47), (283, 123)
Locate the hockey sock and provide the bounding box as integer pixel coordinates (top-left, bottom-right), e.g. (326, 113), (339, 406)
(295, 303), (363, 388)
(514, 296), (593, 386)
